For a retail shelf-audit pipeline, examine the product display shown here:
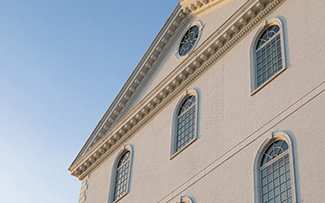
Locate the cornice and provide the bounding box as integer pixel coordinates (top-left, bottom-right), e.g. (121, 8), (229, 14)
(69, 0), (286, 179)
(70, 4), (187, 166)
(181, 0), (230, 16)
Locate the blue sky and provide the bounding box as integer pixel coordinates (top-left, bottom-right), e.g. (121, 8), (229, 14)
(0, 1), (178, 202)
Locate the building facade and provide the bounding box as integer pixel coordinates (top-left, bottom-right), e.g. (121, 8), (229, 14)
(69, 0), (325, 202)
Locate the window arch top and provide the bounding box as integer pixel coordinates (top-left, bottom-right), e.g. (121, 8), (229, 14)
(178, 95), (196, 115)
(260, 140), (288, 167)
(256, 25), (280, 49)
(117, 151), (131, 168)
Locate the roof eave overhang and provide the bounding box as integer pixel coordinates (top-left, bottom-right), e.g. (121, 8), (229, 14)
(69, 2), (187, 170)
(69, 0), (286, 179)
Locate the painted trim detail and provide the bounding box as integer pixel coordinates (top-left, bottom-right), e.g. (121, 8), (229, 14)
(69, 0), (288, 179)
(70, 4), (187, 166)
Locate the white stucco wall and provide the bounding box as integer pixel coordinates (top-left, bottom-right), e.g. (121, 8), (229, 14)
(80, 0), (325, 202)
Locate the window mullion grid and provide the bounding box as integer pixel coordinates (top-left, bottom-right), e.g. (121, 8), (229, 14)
(260, 151), (292, 203)
(178, 101), (195, 118)
(176, 104), (196, 152)
(255, 32), (282, 88)
(114, 159), (130, 201)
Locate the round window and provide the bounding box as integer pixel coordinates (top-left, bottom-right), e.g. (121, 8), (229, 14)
(178, 25), (199, 56)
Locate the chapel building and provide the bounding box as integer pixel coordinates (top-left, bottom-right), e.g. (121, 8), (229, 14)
(69, 0), (325, 202)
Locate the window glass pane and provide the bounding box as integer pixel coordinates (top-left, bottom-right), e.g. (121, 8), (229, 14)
(269, 191), (274, 199)
(280, 192), (286, 201)
(280, 183), (286, 192)
(280, 166), (285, 175)
(287, 188), (292, 196)
(286, 180), (291, 188)
(280, 175), (286, 183)
(274, 178), (279, 187)
(263, 194), (268, 202)
(275, 195), (280, 203)
(286, 171), (291, 179)
(263, 177), (268, 185)
(262, 169), (267, 177)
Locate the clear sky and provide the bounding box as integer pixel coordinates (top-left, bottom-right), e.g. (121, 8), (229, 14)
(0, 1), (178, 202)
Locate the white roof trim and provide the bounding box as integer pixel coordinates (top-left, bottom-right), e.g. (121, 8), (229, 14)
(70, 3), (186, 166)
(69, 0), (285, 179)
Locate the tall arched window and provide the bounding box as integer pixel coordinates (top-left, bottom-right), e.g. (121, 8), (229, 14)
(171, 89), (199, 158)
(255, 25), (282, 88)
(109, 145), (133, 203)
(254, 132), (297, 203)
(260, 140), (292, 203)
(176, 95), (196, 152)
(250, 18), (287, 94)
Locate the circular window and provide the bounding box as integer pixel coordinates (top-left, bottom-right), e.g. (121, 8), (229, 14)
(178, 25), (199, 56)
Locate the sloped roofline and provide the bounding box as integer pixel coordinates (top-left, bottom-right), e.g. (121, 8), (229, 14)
(70, 2), (185, 168)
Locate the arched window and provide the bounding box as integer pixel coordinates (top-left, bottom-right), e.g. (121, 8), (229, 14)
(255, 25), (282, 88)
(251, 18), (287, 94)
(171, 89), (199, 158)
(254, 132), (297, 203)
(109, 145), (133, 203)
(113, 151), (131, 201)
(176, 95), (196, 152)
(260, 140), (291, 203)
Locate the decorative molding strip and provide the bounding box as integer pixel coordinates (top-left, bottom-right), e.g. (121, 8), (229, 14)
(70, 5), (187, 165)
(69, 0), (286, 179)
(181, 0), (229, 16)
(115, 17), (191, 127)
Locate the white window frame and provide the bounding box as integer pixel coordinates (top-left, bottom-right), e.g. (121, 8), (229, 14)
(108, 144), (134, 203)
(250, 17), (287, 95)
(170, 88), (199, 159)
(253, 131), (298, 203)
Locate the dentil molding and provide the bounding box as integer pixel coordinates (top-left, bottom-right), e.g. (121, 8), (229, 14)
(69, 0), (286, 179)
